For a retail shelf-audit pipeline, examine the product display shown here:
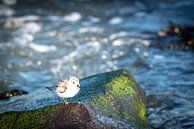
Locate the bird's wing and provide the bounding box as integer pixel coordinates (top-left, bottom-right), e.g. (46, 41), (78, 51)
(57, 80), (68, 93)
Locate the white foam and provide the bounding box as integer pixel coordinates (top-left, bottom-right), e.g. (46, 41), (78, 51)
(134, 47), (140, 53)
(142, 40), (150, 47)
(113, 39), (124, 46)
(19, 15), (40, 22)
(79, 26), (104, 33)
(29, 43), (56, 53)
(22, 33), (34, 42)
(22, 22), (42, 34)
(143, 51), (149, 57)
(109, 17), (122, 25)
(109, 31), (128, 40)
(63, 12), (82, 22)
(112, 51), (124, 59)
(13, 33), (34, 45)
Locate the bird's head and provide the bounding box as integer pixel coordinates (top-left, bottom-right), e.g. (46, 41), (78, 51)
(69, 76), (80, 89)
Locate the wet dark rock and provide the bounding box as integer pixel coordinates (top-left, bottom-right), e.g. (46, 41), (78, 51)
(0, 69), (151, 129)
(41, 103), (137, 129)
(156, 24), (194, 50)
(0, 89), (27, 100)
(41, 103), (96, 129)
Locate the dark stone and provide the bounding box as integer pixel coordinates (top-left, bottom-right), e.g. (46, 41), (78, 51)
(42, 103), (98, 129)
(0, 89), (27, 100)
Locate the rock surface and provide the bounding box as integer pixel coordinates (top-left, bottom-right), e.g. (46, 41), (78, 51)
(0, 69), (150, 129)
(41, 103), (138, 129)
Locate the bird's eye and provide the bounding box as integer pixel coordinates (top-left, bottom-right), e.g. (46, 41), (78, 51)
(73, 81), (75, 84)
(77, 84), (80, 88)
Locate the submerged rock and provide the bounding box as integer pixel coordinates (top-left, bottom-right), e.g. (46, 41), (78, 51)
(0, 89), (27, 100)
(0, 69), (150, 129)
(157, 24), (194, 50)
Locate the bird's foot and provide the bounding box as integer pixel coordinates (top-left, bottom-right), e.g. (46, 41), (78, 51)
(63, 98), (69, 106)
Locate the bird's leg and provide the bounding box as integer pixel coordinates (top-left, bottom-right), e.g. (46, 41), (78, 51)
(63, 98), (69, 105)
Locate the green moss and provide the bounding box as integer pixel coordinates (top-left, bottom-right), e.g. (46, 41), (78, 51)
(106, 75), (137, 97)
(92, 71), (149, 127)
(0, 104), (61, 129)
(130, 98), (149, 127)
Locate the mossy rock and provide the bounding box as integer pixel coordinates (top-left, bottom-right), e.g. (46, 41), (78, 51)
(0, 69), (150, 129)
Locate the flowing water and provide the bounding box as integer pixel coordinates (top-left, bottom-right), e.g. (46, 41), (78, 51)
(0, 0), (194, 128)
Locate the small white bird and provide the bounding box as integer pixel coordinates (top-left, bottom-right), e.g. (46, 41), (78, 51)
(56, 76), (80, 103)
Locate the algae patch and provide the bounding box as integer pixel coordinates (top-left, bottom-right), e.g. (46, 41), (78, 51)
(93, 71), (149, 127)
(0, 104), (61, 129)
(107, 75), (137, 97)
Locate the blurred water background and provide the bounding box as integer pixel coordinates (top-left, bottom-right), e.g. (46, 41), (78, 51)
(0, 0), (194, 128)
